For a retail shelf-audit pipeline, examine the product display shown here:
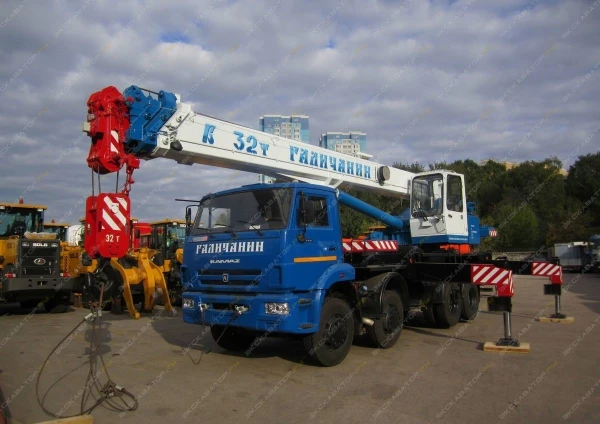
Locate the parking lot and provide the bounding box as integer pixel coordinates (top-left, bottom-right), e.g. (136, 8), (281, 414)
(1, 273), (599, 424)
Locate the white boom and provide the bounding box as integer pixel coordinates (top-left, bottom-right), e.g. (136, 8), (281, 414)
(147, 96), (414, 198)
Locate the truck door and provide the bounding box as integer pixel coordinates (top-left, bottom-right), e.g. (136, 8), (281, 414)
(291, 189), (342, 289)
(444, 174), (468, 242)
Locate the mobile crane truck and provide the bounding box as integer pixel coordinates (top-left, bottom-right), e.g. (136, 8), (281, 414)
(81, 85), (554, 366)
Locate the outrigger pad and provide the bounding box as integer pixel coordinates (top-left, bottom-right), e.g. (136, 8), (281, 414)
(538, 316), (574, 324)
(543, 284), (562, 296)
(487, 296), (512, 313)
(483, 341), (530, 353)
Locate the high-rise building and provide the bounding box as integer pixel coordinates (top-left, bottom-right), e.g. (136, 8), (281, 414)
(259, 115), (309, 143)
(319, 132), (367, 157)
(258, 115), (309, 183)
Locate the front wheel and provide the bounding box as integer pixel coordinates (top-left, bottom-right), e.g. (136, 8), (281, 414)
(211, 325), (256, 351)
(303, 297), (354, 367)
(366, 290), (404, 348)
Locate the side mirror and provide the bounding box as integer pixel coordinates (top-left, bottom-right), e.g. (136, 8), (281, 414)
(185, 206), (192, 236)
(135, 229), (141, 238)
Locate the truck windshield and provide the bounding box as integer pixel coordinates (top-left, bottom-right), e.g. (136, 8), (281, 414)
(193, 188), (292, 235)
(411, 174), (443, 218)
(0, 208), (43, 236)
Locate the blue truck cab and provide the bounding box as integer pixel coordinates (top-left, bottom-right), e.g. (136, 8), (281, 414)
(181, 183), (358, 365)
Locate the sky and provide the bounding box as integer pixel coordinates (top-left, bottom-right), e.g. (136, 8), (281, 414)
(1, 0), (599, 222)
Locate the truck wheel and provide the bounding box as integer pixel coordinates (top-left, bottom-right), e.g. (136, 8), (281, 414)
(303, 297), (354, 367)
(423, 304), (436, 327)
(460, 284), (480, 320)
(366, 290), (403, 348)
(433, 283), (462, 328)
(211, 325), (256, 351)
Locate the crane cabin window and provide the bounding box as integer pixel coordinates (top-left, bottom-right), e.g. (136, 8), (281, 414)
(193, 188), (292, 235)
(411, 174), (443, 218)
(446, 175), (464, 212)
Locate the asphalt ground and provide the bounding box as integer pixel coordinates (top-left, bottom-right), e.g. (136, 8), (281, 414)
(1, 272), (599, 424)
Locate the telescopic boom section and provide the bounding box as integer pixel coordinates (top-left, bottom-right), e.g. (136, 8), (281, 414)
(84, 85), (415, 199)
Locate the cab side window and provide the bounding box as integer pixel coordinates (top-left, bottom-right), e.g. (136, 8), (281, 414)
(298, 196), (329, 227)
(446, 175), (464, 212)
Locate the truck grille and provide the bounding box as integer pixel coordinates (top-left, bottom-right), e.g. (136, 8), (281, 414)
(198, 269), (261, 286)
(20, 247), (59, 277)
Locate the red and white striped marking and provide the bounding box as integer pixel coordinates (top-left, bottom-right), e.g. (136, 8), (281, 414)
(531, 261), (563, 285)
(471, 264), (514, 297)
(110, 130), (120, 153)
(489, 229), (497, 237)
(342, 239), (398, 253)
(101, 196), (128, 231)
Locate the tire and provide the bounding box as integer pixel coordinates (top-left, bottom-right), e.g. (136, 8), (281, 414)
(211, 325), (256, 351)
(366, 290), (404, 348)
(423, 304), (436, 327)
(433, 283), (462, 328)
(460, 284), (480, 320)
(303, 297), (354, 367)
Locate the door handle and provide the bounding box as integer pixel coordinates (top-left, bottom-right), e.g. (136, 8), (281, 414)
(329, 246), (337, 251)
(448, 214), (453, 218)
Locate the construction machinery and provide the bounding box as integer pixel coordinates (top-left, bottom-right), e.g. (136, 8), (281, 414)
(44, 220), (85, 286)
(149, 219), (185, 304)
(43, 220), (70, 242)
(81, 85), (563, 365)
(0, 200), (76, 311)
(131, 219), (151, 248)
(78, 205), (175, 317)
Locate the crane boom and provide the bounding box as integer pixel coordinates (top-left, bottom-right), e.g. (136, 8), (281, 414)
(84, 86), (414, 198)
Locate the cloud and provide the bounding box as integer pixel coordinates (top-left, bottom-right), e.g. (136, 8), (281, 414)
(0, 0), (599, 222)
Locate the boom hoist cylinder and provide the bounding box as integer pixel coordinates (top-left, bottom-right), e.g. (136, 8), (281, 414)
(82, 87), (174, 319)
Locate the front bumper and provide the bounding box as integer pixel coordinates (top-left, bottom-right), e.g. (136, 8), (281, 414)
(1, 275), (81, 297)
(181, 290), (324, 334)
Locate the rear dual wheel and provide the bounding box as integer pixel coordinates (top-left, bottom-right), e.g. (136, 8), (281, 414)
(460, 283), (480, 320)
(433, 283), (462, 328)
(366, 290), (404, 349)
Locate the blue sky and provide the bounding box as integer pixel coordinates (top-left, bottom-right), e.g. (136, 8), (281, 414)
(0, 0), (598, 222)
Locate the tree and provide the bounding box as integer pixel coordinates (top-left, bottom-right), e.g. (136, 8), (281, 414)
(392, 162), (425, 173)
(491, 202), (539, 249)
(566, 151), (600, 226)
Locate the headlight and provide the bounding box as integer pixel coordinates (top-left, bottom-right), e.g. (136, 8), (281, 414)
(22, 242), (30, 247)
(265, 302), (290, 315)
(182, 298), (195, 309)
(51, 243), (58, 247)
